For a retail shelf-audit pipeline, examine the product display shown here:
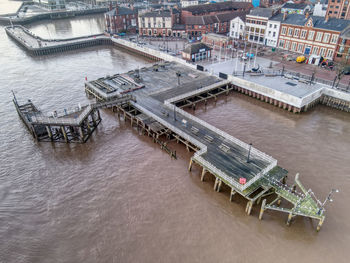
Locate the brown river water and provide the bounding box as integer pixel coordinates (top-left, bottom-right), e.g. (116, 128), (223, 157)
(0, 14), (350, 263)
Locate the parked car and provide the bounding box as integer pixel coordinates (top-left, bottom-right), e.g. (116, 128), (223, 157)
(342, 66), (350, 75)
(296, 56), (306, 63)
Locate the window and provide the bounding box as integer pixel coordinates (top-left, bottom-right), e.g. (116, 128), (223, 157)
(298, 43), (304, 53)
(312, 46), (319, 55)
(274, 24), (277, 29)
(294, 28), (300, 37)
(315, 32), (323, 42)
(281, 26), (287, 35)
(246, 26), (250, 31)
(291, 42), (297, 51)
(285, 40), (290, 49)
(240, 25), (243, 30)
(273, 32), (276, 37)
(326, 49), (334, 58)
(288, 28), (293, 36)
(320, 47), (326, 56)
(269, 24), (272, 28)
(308, 30), (315, 40)
(232, 24), (234, 29)
(268, 31), (271, 36)
(323, 33), (330, 43)
(255, 27), (259, 33)
(279, 39), (285, 48)
(261, 29), (265, 34)
(330, 34), (338, 44)
(301, 30), (307, 38)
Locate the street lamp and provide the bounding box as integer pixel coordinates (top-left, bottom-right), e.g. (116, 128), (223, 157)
(317, 189), (339, 215)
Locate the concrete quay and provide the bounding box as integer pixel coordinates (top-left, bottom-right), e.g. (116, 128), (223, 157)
(111, 38), (350, 113)
(5, 25), (111, 55)
(0, 6), (107, 25)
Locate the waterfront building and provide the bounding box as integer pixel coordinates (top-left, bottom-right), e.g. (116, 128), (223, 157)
(105, 6), (138, 34)
(334, 27), (350, 62)
(265, 13), (281, 47)
(33, 0), (66, 10)
(138, 9), (180, 37)
(277, 13), (350, 60)
(185, 11), (248, 39)
(182, 42), (212, 61)
(246, 7), (276, 45)
(229, 15), (246, 39)
(326, 0), (350, 19)
(181, 0), (199, 8)
(202, 33), (233, 48)
(181, 1), (253, 24)
(281, 3), (312, 15)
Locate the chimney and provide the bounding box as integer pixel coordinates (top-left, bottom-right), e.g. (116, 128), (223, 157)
(325, 14), (329, 22)
(283, 12), (287, 21)
(305, 12), (309, 19)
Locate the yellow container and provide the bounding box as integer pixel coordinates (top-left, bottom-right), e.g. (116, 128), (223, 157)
(296, 56), (306, 63)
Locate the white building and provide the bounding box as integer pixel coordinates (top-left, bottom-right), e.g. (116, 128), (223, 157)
(313, 1), (327, 17)
(230, 16), (245, 39)
(265, 14), (281, 47)
(181, 0), (199, 8)
(246, 8), (275, 45)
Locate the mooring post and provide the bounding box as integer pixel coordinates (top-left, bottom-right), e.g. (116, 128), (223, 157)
(188, 159), (193, 172)
(216, 179), (222, 192)
(61, 126), (68, 143)
(286, 213), (293, 226)
(230, 189), (236, 202)
(201, 167), (207, 181)
(46, 125), (52, 140)
(259, 199), (266, 220)
(316, 218), (324, 232)
(214, 177), (219, 191)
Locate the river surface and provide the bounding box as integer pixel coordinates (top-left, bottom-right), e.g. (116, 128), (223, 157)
(0, 14), (350, 263)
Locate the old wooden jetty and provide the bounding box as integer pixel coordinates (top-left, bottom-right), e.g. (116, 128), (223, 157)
(5, 25), (111, 56)
(84, 61), (331, 231)
(14, 93), (134, 143)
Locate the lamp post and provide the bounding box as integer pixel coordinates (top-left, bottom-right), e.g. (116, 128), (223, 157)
(317, 189), (339, 215)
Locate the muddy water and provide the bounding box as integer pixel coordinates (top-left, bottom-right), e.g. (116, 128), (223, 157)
(0, 14), (350, 263)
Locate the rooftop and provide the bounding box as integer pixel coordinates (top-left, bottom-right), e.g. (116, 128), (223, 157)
(185, 11), (247, 25)
(270, 13), (350, 32)
(282, 3), (309, 9)
(248, 7), (275, 18)
(139, 9), (172, 18)
(183, 42), (212, 54)
(105, 6), (137, 16)
(182, 1), (252, 15)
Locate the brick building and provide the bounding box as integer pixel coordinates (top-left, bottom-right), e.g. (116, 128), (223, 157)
(326, 0), (350, 19)
(335, 27), (350, 63)
(138, 9), (180, 37)
(277, 13), (350, 60)
(105, 6), (138, 34)
(181, 1), (253, 23)
(202, 33), (233, 48)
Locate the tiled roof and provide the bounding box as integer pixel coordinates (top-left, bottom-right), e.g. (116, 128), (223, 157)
(282, 3), (308, 9)
(185, 11), (247, 25)
(172, 24), (186, 30)
(139, 10), (172, 18)
(271, 13), (350, 32)
(182, 1), (252, 15)
(248, 7), (274, 18)
(106, 7), (136, 16)
(183, 42), (212, 54)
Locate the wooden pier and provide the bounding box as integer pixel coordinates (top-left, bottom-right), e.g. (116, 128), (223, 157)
(84, 62), (329, 231)
(14, 94), (134, 143)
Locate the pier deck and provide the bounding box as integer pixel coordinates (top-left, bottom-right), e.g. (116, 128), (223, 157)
(5, 25), (111, 55)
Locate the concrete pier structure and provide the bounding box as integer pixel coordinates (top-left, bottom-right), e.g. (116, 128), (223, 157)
(5, 25), (111, 56)
(84, 61), (327, 231)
